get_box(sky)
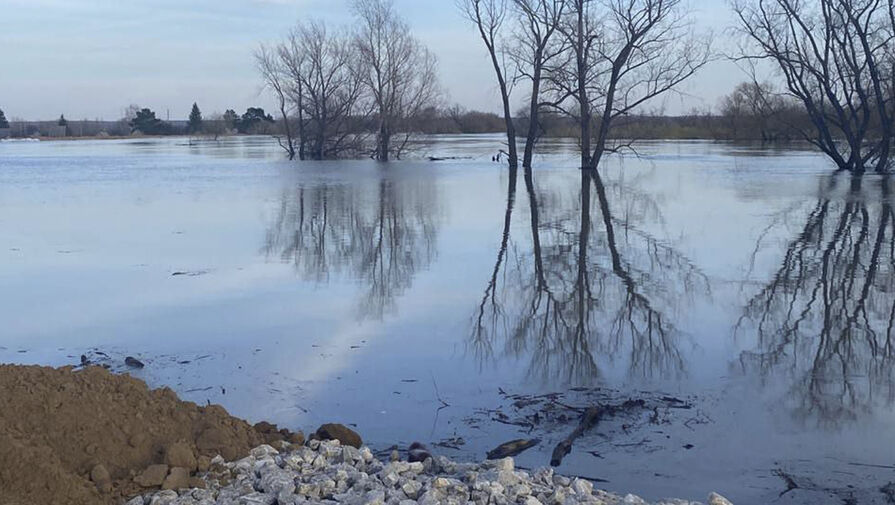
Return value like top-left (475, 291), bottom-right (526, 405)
top-left (0, 0), bottom-right (742, 121)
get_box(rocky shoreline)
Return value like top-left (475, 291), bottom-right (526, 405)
top-left (0, 364), bottom-right (734, 505)
top-left (124, 438), bottom-right (734, 505)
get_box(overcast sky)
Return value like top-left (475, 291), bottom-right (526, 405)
top-left (1, 0), bottom-right (742, 121)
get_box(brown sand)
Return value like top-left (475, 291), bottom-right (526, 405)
top-left (0, 364), bottom-right (298, 505)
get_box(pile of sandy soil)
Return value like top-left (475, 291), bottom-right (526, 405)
top-left (0, 364), bottom-right (301, 505)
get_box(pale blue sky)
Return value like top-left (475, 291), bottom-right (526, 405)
top-left (0, 0), bottom-right (740, 120)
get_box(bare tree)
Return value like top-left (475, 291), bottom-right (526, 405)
top-left (275, 21), bottom-right (370, 160)
top-left (460, 0), bottom-right (521, 168)
top-left (508, 0), bottom-right (568, 168)
top-left (203, 113), bottom-right (230, 141)
top-left (720, 80), bottom-right (793, 140)
top-left (256, 44), bottom-right (297, 160)
top-left (547, 0), bottom-right (711, 169)
top-left (733, 0), bottom-right (895, 173)
top-left (352, 0), bottom-right (442, 161)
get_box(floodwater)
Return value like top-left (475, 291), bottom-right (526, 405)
top-left (2, 135), bottom-right (894, 504)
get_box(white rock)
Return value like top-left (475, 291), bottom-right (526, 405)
top-left (237, 492), bottom-right (277, 505)
top-left (149, 490), bottom-right (178, 505)
top-left (493, 457), bottom-right (514, 471)
top-left (571, 478), bottom-right (593, 496)
top-left (122, 442), bottom-right (704, 505)
top-left (401, 480), bottom-right (422, 499)
top-left (708, 492), bottom-right (734, 505)
top-left (251, 444), bottom-right (279, 459)
top-left (381, 472), bottom-right (400, 487)
top-left (552, 475), bottom-right (571, 487)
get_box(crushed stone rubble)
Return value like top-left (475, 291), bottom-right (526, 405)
top-left (124, 439), bottom-right (734, 505)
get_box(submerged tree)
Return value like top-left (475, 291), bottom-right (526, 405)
top-left (460, 0), bottom-right (570, 169)
top-left (203, 112), bottom-right (229, 140)
top-left (0, 108), bottom-right (9, 129)
top-left (546, 0), bottom-right (711, 169)
top-left (262, 20), bottom-right (369, 160)
top-left (460, 0), bottom-right (521, 168)
top-left (352, 0), bottom-right (441, 161)
top-left (509, 0), bottom-right (568, 168)
top-left (733, 0), bottom-right (895, 173)
top-left (256, 45), bottom-right (297, 159)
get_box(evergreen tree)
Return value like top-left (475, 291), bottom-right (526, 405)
top-left (57, 114), bottom-right (68, 127)
top-left (0, 108), bottom-right (9, 129)
top-left (188, 102), bottom-right (203, 133)
top-left (237, 107), bottom-right (275, 134)
top-left (129, 108), bottom-right (173, 135)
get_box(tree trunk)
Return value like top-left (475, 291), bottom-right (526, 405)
top-left (279, 103), bottom-right (295, 161)
top-left (378, 123), bottom-right (391, 161)
top-left (522, 49), bottom-right (543, 169)
top-left (297, 81), bottom-right (306, 161)
top-left (575, 2), bottom-right (591, 169)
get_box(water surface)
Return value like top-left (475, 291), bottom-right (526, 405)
top-left (2, 136), bottom-right (894, 504)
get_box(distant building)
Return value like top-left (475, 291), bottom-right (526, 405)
top-left (0, 128), bottom-right (10, 139)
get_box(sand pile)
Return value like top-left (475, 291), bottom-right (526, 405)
top-left (0, 364), bottom-right (301, 505)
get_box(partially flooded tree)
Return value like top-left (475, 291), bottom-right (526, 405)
top-left (733, 0), bottom-right (895, 173)
top-left (203, 113), bottom-right (229, 141)
top-left (508, 0), bottom-right (568, 168)
top-left (460, 0), bottom-right (520, 168)
top-left (547, 0), bottom-right (711, 169)
top-left (352, 0), bottom-right (441, 161)
top-left (274, 21), bottom-right (369, 160)
top-left (256, 45), bottom-right (297, 159)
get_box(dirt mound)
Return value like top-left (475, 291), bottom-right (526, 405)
top-left (0, 364), bottom-right (296, 505)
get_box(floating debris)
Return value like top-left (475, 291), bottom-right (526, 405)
top-left (124, 356), bottom-right (145, 369)
top-left (487, 438), bottom-right (540, 459)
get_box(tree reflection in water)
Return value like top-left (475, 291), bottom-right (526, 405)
top-left (737, 175), bottom-right (895, 425)
top-left (473, 166), bottom-right (708, 384)
top-left (263, 174), bottom-right (439, 319)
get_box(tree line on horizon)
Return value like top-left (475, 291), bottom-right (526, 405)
top-left (0, 87), bottom-right (863, 145)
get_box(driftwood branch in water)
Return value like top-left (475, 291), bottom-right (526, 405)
top-left (550, 400), bottom-right (644, 467)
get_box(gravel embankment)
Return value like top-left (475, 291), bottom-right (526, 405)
top-left (126, 439), bottom-right (734, 505)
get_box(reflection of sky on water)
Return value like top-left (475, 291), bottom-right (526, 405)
top-left (2, 136), bottom-right (895, 504)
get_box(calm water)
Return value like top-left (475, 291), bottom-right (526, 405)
top-left (2, 136), bottom-right (894, 504)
